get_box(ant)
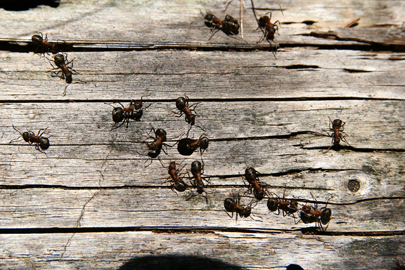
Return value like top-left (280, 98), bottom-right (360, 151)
top-left (244, 167), bottom-right (266, 200)
top-left (224, 194), bottom-right (252, 220)
top-left (166, 161), bottom-right (187, 192)
top-left (187, 160), bottom-right (210, 202)
top-left (31, 32), bottom-right (59, 55)
top-left (256, 12), bottom-right (280, 44)
top-left (299, 194), bottom-right (332, 231)
top-left (10, 125), bottom-right (50, 153)
top-left (146, 128), bottom-right (168, 155)
top-left (267, 191), bottom-right (299, 218)
top-left (325, 116), bottom-right (350, 153)
top-left (48, 53), bottom-right (78, 96)
top-left (177, 134), bottom-right (209, 156)
top-left (138, 127), bottom-right (171, 167)
top-left (110, 99), bottom-right (150, 130)
top-left (203, 12), bottom-right (239, 40)
top-left (174, 96), bottom-right (199, 126)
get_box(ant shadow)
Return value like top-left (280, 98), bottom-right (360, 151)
top-left (0, 0), bottom-right (59, 11)
top-left (118, 254), bottom-right (304, 270)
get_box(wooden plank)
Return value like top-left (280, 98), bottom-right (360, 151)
top-left (0, 187), bottom-right (403, 231)
top-left (0, 100), bottom-right (403, 187)
top-left (0, 232), bottom-right (403, 270)
top-left (0, 0), bottom-right (404, 46)
top-left (0, 0), bottom-right (404, 267)
top-left (0, 50), bottom-right (404, 100)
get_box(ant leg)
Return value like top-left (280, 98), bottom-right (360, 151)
top-left (225, 211), bottom-right (234, 219)
top-left (323, 143), bottom-right (334, 153)
top-left (185, 190), bottom-right (197, 201)
top-left (208, 29), bottom-right (220, 40)
top-left (111, 120), bottom-right (126, 131)
top-left (328, 116), bottom-right (333, 130)
top-left (37, 128), bottom-right (48, 137)
top-left (170, 186), bottom-right (180, 197)
top-left (11, 125), bottom-right (23, 136)
top-left (223, 0), bottom-right (233, 11)
top-left (144, 158), bottom-right (153, 168)
top-left (157, 156), bottom-right (165, 168)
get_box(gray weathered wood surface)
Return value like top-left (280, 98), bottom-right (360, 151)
top-left (0, 0), bottom-right (404, 269)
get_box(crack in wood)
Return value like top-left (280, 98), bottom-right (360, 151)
top-left (0, 226), bottom-right (403, 237)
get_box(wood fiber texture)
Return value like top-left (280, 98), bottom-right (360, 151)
top-left (0, 0), bottom-right (404, 269)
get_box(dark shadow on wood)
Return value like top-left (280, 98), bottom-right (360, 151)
top-left (118, 255), bottom-right (245, 270)
top-left (0, 0), bottom-right (59, 11)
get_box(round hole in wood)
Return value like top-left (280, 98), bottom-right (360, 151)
top-left (348, 179), bottom-right (360, 192)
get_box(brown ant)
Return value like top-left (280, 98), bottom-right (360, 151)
top-left (299, 194), bottom-right (332, 231)
top-left (174, 96), bottom-right (199, 126)
top-left (177, 134), bottom-right (209, 156)
top-left (48, 53), bottom-right (78, 96)
top-left (267, 191), bottom-right (299, 218)
top-left (137, 128), bottom-right (171, 167)
top-left (31, 32), bottom-right (59, 55)
top-left (224, 194), bottom-right (252, 220)
top-left (244, 167), bottom-right (267, 200)
top-left (325, 116), bottom-right (350, 153)
top-left (187, 160), bottom-right (210, 202)
top-left (110, 99), bottom-right (150, 130)
top-left (146, 128), bottom-right (168, 155)
top-left (10, 125), bottom-right (50, 153)
top-left (256, 12), bottom-right (280, 44)
top-left (166, 161), bottom-right (188, 192)
top-left (203, 12), bottom-right (239, 40)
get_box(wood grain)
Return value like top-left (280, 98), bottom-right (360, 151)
top-left (0, 0), bottom-right (404, 269)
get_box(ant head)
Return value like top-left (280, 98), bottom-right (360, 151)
top-left (191, 160), bottom-right (202, 173)
top-left (199, 135), bottom-right (209, 150)
top-left (54, 54), bottom-right (65, 65)
top-left (155, 128), bottom-right (167, 139)
top-left (31, 34), bottom-right (43, 44)
top-left (134, 100), bottom-right (142, 110)
top-left (333, 119), bottom-right (343, 127)
top-left (321, 208), bottom-right (332, 224)
top-left (267, 198), bottom-right (278, 212)
top-left (39, 137), bottom-right (50, 150)
top-left (245, 167), bottom-right (257, 181)
top-left (168, 161), bottom-right (176, 170)
top-left (258, 16), bottom-right (270, 27)
top-left (174, 181), bottom-right (187, 192)
top-left (22, 132), bottom-right (31, 142)
top-left (224, 198), bottom-right (235, 212)
top-left (204, 13), bottom-right (215, 27)
top-left (176, 97), bottom-right (187, 110)
top-left (112, 107), bottom-right (124, 123)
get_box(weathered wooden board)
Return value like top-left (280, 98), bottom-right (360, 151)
top-left (0, 100), bottom-right (403, 187)
top-left (0, 0), bottom-right (404, 268)
top-left (0, 187), bottom-right (403, 231)
top-left (0, 50), bottom-right (404, 100)
top-left (0, 232), bottom-right (404, 270)
top-left (0, 0), bottom-right (404, 47)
